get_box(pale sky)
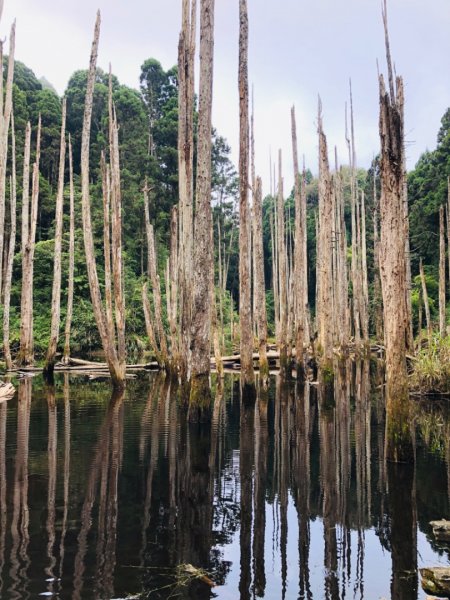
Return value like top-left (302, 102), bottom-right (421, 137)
top-left (2, 0), bottom-right (449, 192)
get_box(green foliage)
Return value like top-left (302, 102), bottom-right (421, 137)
top-left (411, 335), bottom-right (450, 394)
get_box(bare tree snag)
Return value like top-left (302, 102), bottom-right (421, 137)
top-left (291, 106), bottom-right (308, 375)
top-left (62, 137), bottom-right (75, 364)
top-left (167, 206), bottom-right (180, 371)
top-left (0, 21), bottom-right (15, 298)
top-left (3, 112), bottom-right (16, 369)
top-left (44, 99), bottom-right (67, 377)
top-left (18, 117), bottom-right (40, 367)
top-left (178, 0), bottom-right (197, 384)
top-left (80, 12), bottom-right (124, 389)
top-left (447, 178), bottom-right (450, 298)
top-left (379, 0), bottom-right (413, 463)
top-left (277, 150), bottom-right (288, 374)
top-left (238, 0), bottom-right (255, 396)
top-left (316, 100), bottom-right (334, 375)
top-left (143, 183), bottom-right (168, 368)
top-left (373, 169), bottom-right (384, 343)
top-left (253, 176), bottom-right (269, 383)
top-left (419, 258), bottom-right (432, 339)
top-left (439, 204), bottom-right (446, 337)
top-left (189, 0), bottom-right (215, 409)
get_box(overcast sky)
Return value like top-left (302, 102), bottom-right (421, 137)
top-left (2, 0), bottom-right (449, 192)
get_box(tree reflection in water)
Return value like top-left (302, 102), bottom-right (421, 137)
top-left (0, 369), bottom-right (448, 599)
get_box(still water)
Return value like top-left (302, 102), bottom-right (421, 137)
top-left (0, 363), bottom-right (449, 599)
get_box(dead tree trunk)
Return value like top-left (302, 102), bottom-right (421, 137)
top-left (18, 118), bottom-right (40, 367)
top-left (378, 0), bottom-right (413, 463)
top-left (80, 12), bottom-right (125, 389)
top-left (238, 0), bottom-right (255, 395)
top-left (253, 176), bottom-right (269, 383)
top-left (167, 206), bottom-right (180, 370)
top-left (3, 112), bottom-right (15, 370)
top-left (62, 137), bottom-right (75, 364)
top-left (189, 0), bottom-right (215, 408)
top-left (373, 170), bottom-right (384, 343)
top-left (178, 0), bottom-right (197, 384)
top-left (0, 22), bottom-right (15, 299)
top-left (439, 204), bottom-right (446, 337)
top-left (277, 150), bottom-right (288, 374)
top-left (44, 99), bottom-right (67, 378)
top-left (419, 259), bottom-right (432, 339)
top-left (291, 106), bottom-right (307, 376)
top-left (316, 100), bottom-right (334, 374)
top-left (143, 183), bottom-right (168, 368)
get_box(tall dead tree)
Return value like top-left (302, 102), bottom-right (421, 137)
top-left (189, 0), bottom-right (216, 408)
top-left (439, 205), bottom-right (446, 336)
top-left (62, 138), bottom-right (75, 363)
top-left (277, 150), bottom-right (288, 373)
top-left (253, 176), bottom-right (269, 382)
top-left (3, 113), bottom-right (16, 370)
top-left (0, 21), bottom-right (15, 298)
top-left (81, 13), bottom-right (126, 389)
top-left (18, 118), bottom-right (40, 367)
top-left (291, 106), bottom-right (308, 375)
top-left (316, 101), bottom-right (334, 373)
top-left (373, 169), bottom-right (384, 342)
top-left (238, 0), bottom-right (255, 393)
top-left (44, 99), bottom-right (67, 377)
top-left (178, 0), bottom-right (197, 383)
top-left (419, 259), bottom-right (432, 339)
top-left (143, 183), bottom-right (169, 368)
top-left (378, 0), bottom-right (413, 462)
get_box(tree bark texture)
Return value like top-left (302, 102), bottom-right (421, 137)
top-left (18, 118), bottom-right (40, 367)
top-left (80, 12), bottom-right (125, 389)
top-left (44, 98), bottom-right (67, 376)
top-left (178, 0), bottom-right (197, 383)
top-left (253, 176), bottom-right (269, 382)
top-left (3, 112), bottom-right (16, 369)
top-left (238, 0), bottom-right (255, 393)
top-left (277, 150), bottom-right (288, 374)
top-left (439, 204), bottom-right (446, 337)
top-left (291, 106), bottom-right (308, 375)
top-left (189, 0), bottom-right (215, 403)
top-left (316, 102), bottom-right (334, 370)
top-left (0, 22), bottom-right (15, 298)
top-left (63, 138), bottom-right (75, 363)
top-left (378, 4), bottom-right (413, 462)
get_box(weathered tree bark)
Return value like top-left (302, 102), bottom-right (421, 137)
top-left (253, 176), bottom-right (269, 383)
top-left (143, 183), bottom-right (168, 368)
top-left (3, 112), bottom-right (16, 370)
top-left (167, 206), bottom-right (180, 371)
top-left (373, 170), bottom-right (384, 343)
top-left (447, 178), bottom-right (450, 301)
top-left (360, 190), bottom-right (369, 342)
top-left (18, 117), bottom-right (40, 367)
top-left (379, 0), bottom-right (413, 462)
top-left (178, 0), bottom-right (197, 384)
top-left (80, 12), bottom-right (124, 389)
top-left (108, 80), bottom-right (127, 378)
top-left (291, 106), bottom-right (308, 376)
top-left (44, 99), bottom-right (67, 378)
top-left (0, 22), bottom-right (15, 298)
top-left (439, 204), bottom-right (446, 337)
top-left (316, 100), bottom-right (334, 375)
top-left (276, 150), bottom-right (288, 374)
top-left (419, 258), bottom-right (432, 339)
top-left (189, 0), bottom-right (215, 410)
top-left (238, 0), bottom-right (255, 396)
top-left (62, 138), bottom-right (75, 364)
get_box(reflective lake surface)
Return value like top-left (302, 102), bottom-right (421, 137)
top-left (0, 364), bottom-right (449, 599)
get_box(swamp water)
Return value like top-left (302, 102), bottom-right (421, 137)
top-left (0, 365), bottom-right (449, 599)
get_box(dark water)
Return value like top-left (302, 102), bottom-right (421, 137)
top-left (0, 364), bottom-right (449, 599)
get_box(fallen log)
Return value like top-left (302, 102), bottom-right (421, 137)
top-left (420, 567), bottom-right (450, 597)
